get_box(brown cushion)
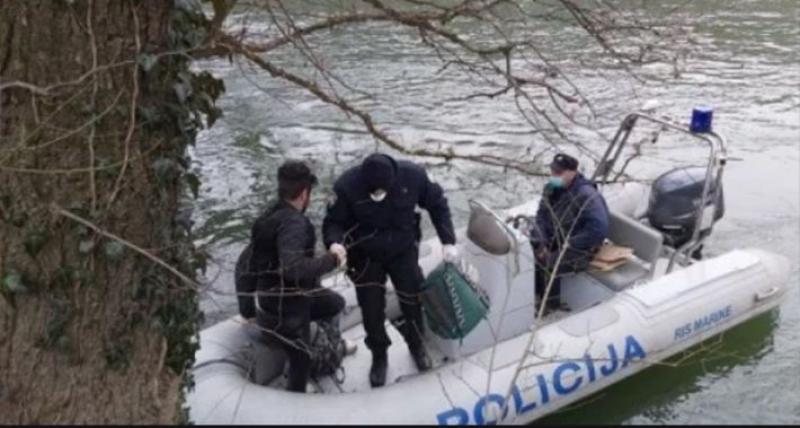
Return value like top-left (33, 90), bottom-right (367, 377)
top-left (593, 243), bottom-right (634, 263)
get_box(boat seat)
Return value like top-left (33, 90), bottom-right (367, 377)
top-left (590, 210), bottom-right (663, 291)
top-left (590, 260), bottom-right (651, 291)
top-left (466, 201), bottom-right (511, 255)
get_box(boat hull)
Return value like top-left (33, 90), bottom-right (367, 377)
top-left (187, 246), bottom-right (789, 425)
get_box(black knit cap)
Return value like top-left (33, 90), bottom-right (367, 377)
top-left (361, 153), bottom-right (396, 193)
top-left (277, 160), bottom-right (318, 187)
top-left (550, 153), bottom-right (579, 173)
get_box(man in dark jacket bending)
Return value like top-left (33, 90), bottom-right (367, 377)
top-left (235, 161), bottom-right (348, 393)
top-left (532, 153), bottom-right (609, 314)
top-left (323, 153), bottom-right (457, 387)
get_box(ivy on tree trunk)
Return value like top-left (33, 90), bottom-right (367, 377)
top-left (0, 0), bottom-right (222, 423)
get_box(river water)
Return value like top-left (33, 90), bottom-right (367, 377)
top-left (191, 1), bottom-right (799, 423)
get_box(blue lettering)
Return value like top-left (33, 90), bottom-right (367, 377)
top-left (584, 353), bottom-right (596, 383)
top-left (600, 344), bottom-right (618, 376)
top-left (674, 323), bottom-right (692, 340)
top-left (692, 305), bottom-right (733, 334)
top-left (536, 374), bottom-right (550, 404)
top-left (433, 334), bottom-right (649, 424)
top-left (512, 385), bottom-right (537, 414)
top-left (622, 335), bottom-right (647, 367)
top-left (693, 317), bottom-right (706, 331)
top-left (553, 362), bottom-right (583, 395)
top-left (437, 407), bottom-right (468, 425)
top-left (474, 394), bottom-right (508, 425)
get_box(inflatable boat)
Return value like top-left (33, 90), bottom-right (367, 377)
top-left (187, 112), bottom-right (791, 425)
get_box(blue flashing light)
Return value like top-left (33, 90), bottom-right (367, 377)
top-left (690, 106), bottom-right (713, 133)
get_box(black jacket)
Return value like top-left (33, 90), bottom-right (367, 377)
top-left (323, 157), bottom-right (455, 260)
top-left (534, 173), bottom-right (610, 265)
top-left (236, 200), bottom-right (337, 333)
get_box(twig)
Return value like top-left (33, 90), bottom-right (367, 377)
top-left (87, 0), bottom-right (99, 211)
top-left (221, 38), bottom-right (546, 176)
top-left (52, 204), bottom-right (200, 289)
top-left (106, 4), bottom-right (142, 208)
top-left (0, 137), bottom-right (162, 175)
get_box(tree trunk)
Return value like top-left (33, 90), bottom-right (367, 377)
top-left (0, 0), bottom-right (218, 423)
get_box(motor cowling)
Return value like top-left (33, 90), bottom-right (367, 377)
top-left (647, 166), bottom-right (724, 248)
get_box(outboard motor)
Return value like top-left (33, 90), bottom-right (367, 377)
top-left (647, 166), bottom-right (724, 252)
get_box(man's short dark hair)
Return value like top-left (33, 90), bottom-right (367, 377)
top-left (278, 161), bottom-right (318, 200)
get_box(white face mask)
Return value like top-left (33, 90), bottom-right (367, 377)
top-left (369, 189), bottom-right (387, 202)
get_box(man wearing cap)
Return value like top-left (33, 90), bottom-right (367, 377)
top-left (532, 153), bottom-right (609, 314)
top-left (323, 153), bottom-right (457, 387)
top-left (235, 160), bottom-right (349, 393)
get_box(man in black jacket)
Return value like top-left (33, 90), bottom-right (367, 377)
top-left (323, 153), bottom-right (457, 387)
top-left (532, 153), bottom-right (609, 314)
top-left (235, 161), bottom-right (348, 393)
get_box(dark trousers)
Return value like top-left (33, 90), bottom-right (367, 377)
top-left (347, 246), bottom-right (425, 354)
top-left (534, 260), bottom-right (573, 307)
top-left (259, 287), bottom-right (344, 392)
top-left (534, 246), bottom-right (593, 308)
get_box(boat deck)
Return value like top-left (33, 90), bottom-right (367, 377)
top-left (268, 319), bottom-right (448, 393)
top-left (267, 310), bottom-right (571, 394)
top-left (267, 256), bottom-right (679, 394)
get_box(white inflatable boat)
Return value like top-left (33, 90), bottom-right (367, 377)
top-left (187, 113), bottom-right (791, 425)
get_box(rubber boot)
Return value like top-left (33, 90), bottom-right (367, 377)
top-left (410, 344), bottom-right (432, 372)
top-left (369, 350), bottom-right (388, 388)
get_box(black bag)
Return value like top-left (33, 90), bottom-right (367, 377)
top-left (308, 319), bottom-right (346, 383)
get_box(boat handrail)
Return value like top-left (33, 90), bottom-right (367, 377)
top-left (590, 112), bottom-right (728, 273)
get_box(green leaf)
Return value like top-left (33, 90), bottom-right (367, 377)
top-left (24, 229), bottom-right (50, 257)
top-left (193, 249), bottom-right (208, 275)
top-left (2, 271), bottom-right (28, 294)
top-left (56, 335), bottom-right (71, 351)
top-left (138, 53), bottom-right (158, 73)
top-left (173, 81), bottom-right (190, 103)
top-left (79, 239), bottom-right (95, 254)
top-left (206, 106), bottom-right (222, 128)
top-left (7, 211), bottom-right (27, 228)
top-left (103, 241), bottom-right (125, 260)
top-left (174, 0), bottom-right (202, 13)
top-left (75, 224), bottom-right (90, 237)
top-left (152, 157), bottom-right (177, 172)
top-left (185, 172), bottom-right (201, 199)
